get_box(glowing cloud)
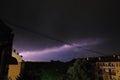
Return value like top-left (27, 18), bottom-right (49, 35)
top-left (20, 39), bottom-right (102, 61)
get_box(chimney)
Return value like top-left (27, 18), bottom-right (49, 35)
top-left (13, 49), bottom-right (16, 53)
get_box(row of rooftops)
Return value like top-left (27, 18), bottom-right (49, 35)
top-left (81, 55), bottom-right (120, 62)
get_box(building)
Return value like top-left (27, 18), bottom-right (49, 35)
top-left (95, 55), bottom-right (120, 80)
top-left (8, 50), bottom-right (23, 80)
top-left (82, 55), bottom-right (120, 80)
top-left (0, 20), bottom-right (14, 80)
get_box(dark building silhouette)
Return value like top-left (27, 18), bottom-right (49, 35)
top-left (0, 20), bottom-right (14, 80)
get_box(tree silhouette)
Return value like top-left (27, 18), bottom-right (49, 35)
top-left (67, 59), bottom-right (95, 80)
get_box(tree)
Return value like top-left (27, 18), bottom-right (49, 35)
top-left (67, 59), bottom-right (95, 80)
top-left (16, 69), bottom-right (42, 80)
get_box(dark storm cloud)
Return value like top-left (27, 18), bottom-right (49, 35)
top-left (0, 0), bottom-right (120, 61)
top-left (1, 0), bottom-right (119, 35)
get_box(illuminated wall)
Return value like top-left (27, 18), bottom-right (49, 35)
top-left (96, 56), bottom-right (120, 80)
top-left (8, 51), bottom-right (23, 80)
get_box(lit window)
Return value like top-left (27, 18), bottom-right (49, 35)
top-left (118, 56), bottom-right (120, 59)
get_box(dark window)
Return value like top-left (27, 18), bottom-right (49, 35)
top-left (116, 63), bottom-right (118, 67)
top-left (118, 76), bottom-right (120, 80)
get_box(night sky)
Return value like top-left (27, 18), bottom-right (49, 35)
top-left (0, 0), bottom-right (120, 62)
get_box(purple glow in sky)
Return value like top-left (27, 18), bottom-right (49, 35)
top-left (20, 39), bottom-right (102, 61)
top-left (1, 0), bottom-right (119, 62)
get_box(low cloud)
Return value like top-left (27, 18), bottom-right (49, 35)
top-left (20, 38), bottom-right (102, 61)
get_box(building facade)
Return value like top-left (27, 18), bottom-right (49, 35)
top-left (0, 20), bottom-right (14, 80)
top-left (95, 55), bottom-right (120, 80)
top-left (8, 50), bottom-right (23, 80)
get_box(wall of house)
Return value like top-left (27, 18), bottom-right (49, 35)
top-left (8, 52), bottom-right (23, 80)
top-left (96, 62), bottom-right (120, 80)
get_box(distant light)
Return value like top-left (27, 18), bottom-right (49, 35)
top-left (99, 57), bottom-right (101, 60)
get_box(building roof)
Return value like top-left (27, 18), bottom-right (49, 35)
top-left (12, 51), bottom-right (23, 63)
top-left (0, 19), bottom-right (13, 46)
top-left (83, 55), bottom-right (120, 62)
